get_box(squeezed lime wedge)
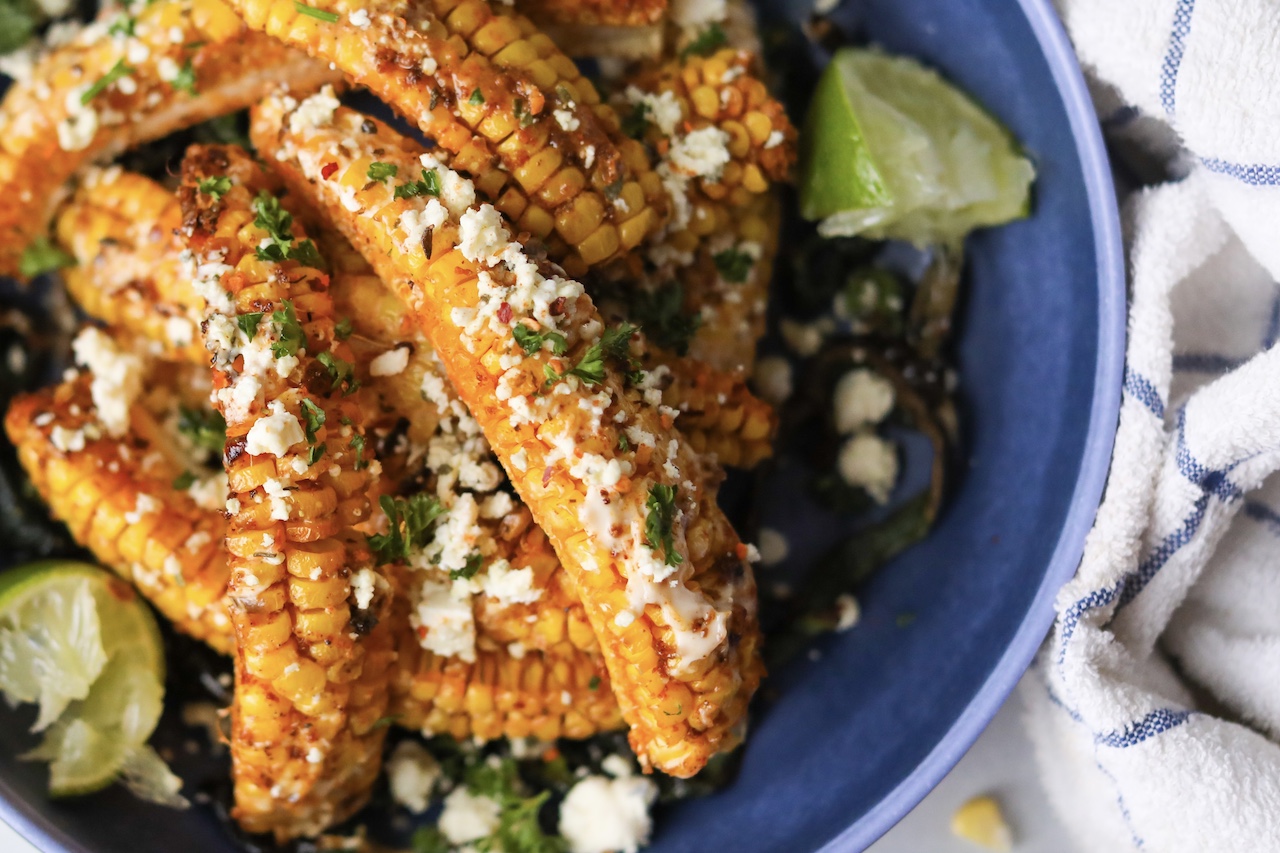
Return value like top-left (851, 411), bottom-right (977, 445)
top-left (800, 48), bottom-right (1035, 245)
top-left (0, 561), bottom-right (179, 802)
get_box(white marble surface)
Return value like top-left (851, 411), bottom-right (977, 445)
top-left (0, 681), bottom-right (1064, 853)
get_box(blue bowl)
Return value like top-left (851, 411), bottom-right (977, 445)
top-left (0, 0), bottom-right (1123, 850)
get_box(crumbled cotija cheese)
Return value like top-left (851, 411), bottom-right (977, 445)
top-left (245, 400), bottom-right (305, 457)
top-left (481, 559), bottom-right (543, 607)
top-left (386, 740), bottom-right (440, 813)
top-left (558, 758), bottom-right (658, 853)
top-left (757, 528), bottom-right (788, 566)
top-left (411, 578), bottom-right (477, 662)
top-left (71, 327), bottom-right (143, 436)
top-left (623, 87), bottom-right (683, 137)
top-left (668, 126), bottom-right (732, 180)
top-left (350, 568), bottom-right (378, 610)
top-left (439, 788), bottom-right (500, 844)
top-left (837, 433), bottom-right (899, 504)
top-left (369, 345), bottom-right (410, 377)
top-left (833, 369), bottom-right (895, 434)
top-left (288, 85), bottom-right (340, 133)
top-left (754, 356), bottom-right (793, 405)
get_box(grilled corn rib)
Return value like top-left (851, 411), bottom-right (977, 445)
top-left (5, 369), bottom-right (234, 653)
top-left (224, 0), bottom-right (664, 271)
top-left (178, 144), bottom-right (394, 839)
top-left (54, 168), bottom-right (208, 365)
top-left (611, 46), bottom-right (797, 378)
top-left (254, 94), bottom-right (763, 778)
top-left (0, 0), bottom-right (340, 278)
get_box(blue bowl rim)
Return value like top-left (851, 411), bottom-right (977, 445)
top-left (817, 0), bottom-right (1126, 849)
top-left (0, 1), bottom-right (1125, 851)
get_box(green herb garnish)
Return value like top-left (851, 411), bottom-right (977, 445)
top-left (80, 60), bottom-right (133, 105)
top-left (333, 316), bottom-right (353, 340)
top-left (269, 300), bottom-right (306, 358)
top-left (108, 15), bottom-right (136, 37)
top-left (197, 175), bottom-right (232, 201)
top-left (627, 281), bottom-right (700, 356)
top-left (252, 190), bottom-right (323, 267)
top-left (299, 398), bottom-right (325, 443)
top-left (306, 443), bottom-right (326, 465)
top-left (411, 827), bottom-right (451, 853)
top-left (316, 350), bottom-right (358, 395)
top-left (393, 168), bottom-right (442, 200)
top-left (177, 406), bottom-right (226, 454)
top-left (681, 23), bottom-right (726, 58)
top-left (367, 161), bottom-right (398, 182)
top-left (450, 552), bottom-right (483, 581)
top-left (350, 433), bottom-right (367, 469)
top-left (644, 483), bottom-right (683, 567)
top-left (713, 247), bottom-right (755, 283)
top-left (512, 324), bottom-right (567, 357)
top-left (368, 493), bottom-right (446, 563)
top-left (545, 324), bottom-right (636, 387)
top-left (172, 471), bottom-right (197, 490)
top-left (468, 87), bottom-right (485, 105)
top-left (464, 758), bottom-right (567, 853)
top-left (19, 237), bottom-right (73, 279)
top-left (171, 59), bottom-right (197, 95)
top-left (294, 1), bottom-right (339, 22)
top-left (236, 311), bottom-right (263, 340)
top-left (621, 101), bottom-right (650, 140)
top-left (588, 675), bottom-right (600, 690)
top-left (513, 97), bottom-right (537, 128)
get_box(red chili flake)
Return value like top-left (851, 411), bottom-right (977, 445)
top-left (320, 161), bottom-right (339, 180)
top-left (497, 302), bottom-right (512, 324)
top-left (549, 296), bottom-right (567, 316)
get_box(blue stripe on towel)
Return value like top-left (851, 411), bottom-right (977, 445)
top-left (1160, 0), bottom-right (1197, 116)
top-left (1124, 367), bottom-right (1165, 418)
top-left (1096, 708), bottom-right (1193, 748)
top-left (1201, 157), bottom-right (1280, 186)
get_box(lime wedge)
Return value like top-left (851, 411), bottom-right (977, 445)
top-left (0, 561), bottom-right (178, 801)
top-left (800, 48), bottom-right (1035, 245)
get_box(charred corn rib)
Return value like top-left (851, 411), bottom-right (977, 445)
top-left (225, 0), bottom-right (664, 271)
top-left (178, 145), bottom-right (394, 840)
top-left (256, 95), bottom-right (763, 778)
top-left (5, 364), bottom-right (234, 652)
top-left (0, 0), bottom-right (339, 278)
top-left (54, 168), bottom-right (207, 365)
top-left (612, 47), bottom-right (797, 377)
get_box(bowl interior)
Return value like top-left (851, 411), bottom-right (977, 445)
top-left (0, 0), bottom-right (1122, 850)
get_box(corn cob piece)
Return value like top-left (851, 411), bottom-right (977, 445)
top-left (178, 144), bottom-right (395, 839)
top-left (255, 94), bottom-right (763, 778)
top-left (5, 363), bottom-right (234, 653)
top-left (517, 0), bottom-right (666, 27)
top-left (54, 168), bottom-right (208, 364)
top-left (610, 47), bottom-right (797, 377)
top-left (225, 0), bottom-right (664, 272)
top-left (0, 0), bottom-right (340, 278)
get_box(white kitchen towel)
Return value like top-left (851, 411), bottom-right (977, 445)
top-left (1019, 2), bottom-right (1280, 850)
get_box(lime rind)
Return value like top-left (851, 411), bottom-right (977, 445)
top-left (0, 561), bottom-right (175, 801)
top-left (800, 47), bottom-right (1035, 245)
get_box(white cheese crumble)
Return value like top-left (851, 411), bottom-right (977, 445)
top-left (124, 493), bottom-right (160, 524)
top-left (350, 568), bottom-right (378, 610)
top-left (780, 316), bottom-right (834, 357)
top-left (757, 528), bottom-right (788, 566)
top-left (623, 88), bottom-right (682, 137)
top-left (558, 759), bottom-right (658, 853)
top-left (833, 369), bottom-right (895, 434)
top-left (411, 577), bottom-right (477, 662)
top-left (553, 108), bottom-right (580, 132)
top-left (244, 401), bottom-right (305, 457)
top-left (481, 560), bottom-right (543, 607)
top-left (365, 345), bottom-right (411, 379)
top-left (57, 84), bottom-right (98, 151)
top-left (765, 129), bottom-right (786, 149)
top-left (49, 425), bottom-right (86, 453)
top-left (288, 86), bottom-right (340, 134)
top-left (386, 740), bottom-right (440, 813)
top-left (668, 127), bottom-right (732, 180)
top-left (835, 593), bottom-right (861, 631)
top-left (753, 356), bottom-right (792, 405)
top-left (306, 747), bottom-right (323, 764)
top-left (348, 8), bottom-right (371, 27)
top-left (439, 789), bottom-right (501, 844)
top-left (262, 478), bottom-right (292, 521)
top-left (72, 327), bottom-right (143, 437)
top-left (837, 433), bottom-right (899, 504)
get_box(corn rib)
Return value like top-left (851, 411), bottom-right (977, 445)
top-left (178, 144), bottom-right (394, 839)
top-left (5, 371), bottom-right (234, 653)
top-left (0, 0), bottom-right (340, 278)
top-left (254, 95), bottom-right (763, 778)
top-left (224, 0), bottom-right (664, 271)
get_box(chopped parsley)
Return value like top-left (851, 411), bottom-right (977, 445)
top-left (80, 60), bottom-right (134, 105)
top-left (512, 324), bottom-right (567, 357)
top-left (545, 324), bottom-right (636, 387)
top-left (171, 59), bottom-right (197, 95)
top-left (368, 493), bottom-right (446, 563)
top-left (513, 97), bottom-right (537, 128)
top-left (627, 281), bottom-right (700, 356)
top-left (236, 311), bottom-right (263, 339)
top-left (644, 483), bottom-right (683, 567)
top-left (621, 101), bottom-right (650, 139)
top-left (252, 190), bottom-right (323, 267)
top-left (468, 87), bottom-right (485, 105)
top-left (108, 14), bottom-right (136, 37)
top-left (367, 161), bottom-right (398, 182)
top-left (334, 316), bottom-right (354, 340)
top-left (713, 247), bottom-right (755, 283)
top-left (393, 168), bottom-right (442, 200)
top-left (588, 675), bottom-right (600, 690)
top-left (197, 175), bottom-right (232, 201)
top-left (293, 1), bottom-right (339, 22)
top-left (464, 758), bottom-right (567, 853)
top-left (317, 350), bottom-right (358, 395)
top-left (411, 828), bottom-right (451, 853)
top-left (172, 471), bottom-right (197, 490)
top-left (617, 433), bottom-right (629, 452)
top-left (349, 433), bottom-right (367, 469)
top-left (269, 300), bottom-right (306, 358)
top-left (299, 398), bottom-right (325, 443)
top-left (177, 406), bottom-right (227, 455)
top-left (306, 443), bottom-right (326, 465)
top-left (450, 552), bottom-right (483, 581)
top-left (681, 23), bottom-right (727, 59)
top-left (18, 237), bottom-right (73, 279)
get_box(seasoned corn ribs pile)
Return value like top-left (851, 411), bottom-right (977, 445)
top-left (253, 89), bottom-right (764, 778)
top-left (0, 0), bottom-right (800, 842)
top-left (0, 0), bottom-right (339, 278)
